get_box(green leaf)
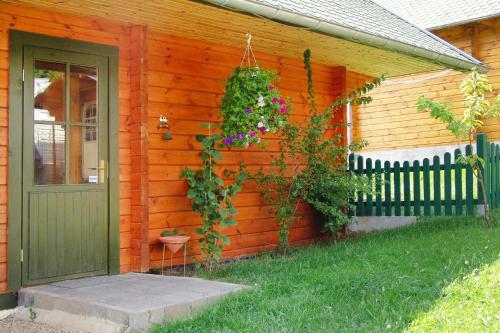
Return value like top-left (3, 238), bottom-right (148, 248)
top-left (220, 235), bottom-right (230, 244)
top-left (211, 150), bottom-right (222, 160)
top-left (225, 218), bottom-right (237, 226)
top-left (215, 177), bottom-right (224, 186)
top-left (195, 135), bottom-right (206, 142)
top-left (187, 189), bottom-right (198, 199)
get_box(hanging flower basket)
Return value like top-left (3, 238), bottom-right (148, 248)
top-left (219, 33), bottom-right (290, 148)
top-left (220, 67), bottom-right (290, 148)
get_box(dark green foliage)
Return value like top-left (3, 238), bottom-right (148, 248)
top-left (254, 122), bottom-right (300, 250)
top-left (220, 67), bottom-right (290, 148)
top-left (255, 50), bottom-right (383, 244)
top-left (180, 128), bottom-right (248, 269)
top-left (292, 50), bottom-right (382, 234)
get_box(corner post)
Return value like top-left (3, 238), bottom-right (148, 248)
top-left (129, 25), bottom-right (150, 272)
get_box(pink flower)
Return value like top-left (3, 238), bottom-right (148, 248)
top-left (272, 97), bottom-right (278, 104)
top-left (249, 131), bottom-right (256, 137)
top-left (280, 104), bottom-right (287, 114)
top-left (279, 97), bottom-right (285, 105)
top-left (260, 127), bottom-right (266, 133)
top-left (248, 142), bottom-right (253, 148)
top-left (268, 84), bottom-right (274, 90)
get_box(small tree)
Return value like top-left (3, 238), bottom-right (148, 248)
top-left (417, 68), bottom-right (500, 227)
top-left (181, 124), bottom-right (247, 269)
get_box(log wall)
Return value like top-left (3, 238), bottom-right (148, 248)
top-left (355, 18), bottom-right (500, 151)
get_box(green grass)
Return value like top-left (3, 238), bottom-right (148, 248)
top-left (152, 213), bottom-right (500, 333)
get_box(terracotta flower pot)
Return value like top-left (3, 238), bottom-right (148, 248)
top-left (159, 235), bottom-right (190, 253)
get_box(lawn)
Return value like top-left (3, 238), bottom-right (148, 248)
top-left (152, 213), bottom-right (500, 333)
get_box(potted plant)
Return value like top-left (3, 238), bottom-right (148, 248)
top-left (220, 66), bottom-right (291, 148)
top-left (159, 229), bottom-right (190, 254)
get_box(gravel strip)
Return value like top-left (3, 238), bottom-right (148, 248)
top-left (0, 313), bottom-right (86, 333)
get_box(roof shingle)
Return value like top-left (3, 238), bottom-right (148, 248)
top-left (249, 0), bottom-right (479, 64)
top-left (374, 0), bottom-right (500, 30)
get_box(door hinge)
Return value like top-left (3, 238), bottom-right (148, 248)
top-left (22, 69), bottom-right (25, 82)
top-left (20, 249), bottom-right (24, 262)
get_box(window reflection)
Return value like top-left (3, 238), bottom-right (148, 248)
top-left (70, 65), bottom-right (97, 123)
top-left (34, 61), bottom-right (65, 122)
top-left (34, 124), bottom-right (66, 185)
top-left (70, 126), bottom-right (98, 184)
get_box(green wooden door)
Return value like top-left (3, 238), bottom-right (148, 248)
top-left (22, 46), bottom-right (109, 285)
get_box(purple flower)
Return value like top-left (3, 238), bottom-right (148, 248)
top-left (268, 84), bottom-right (274, 90)
top-left (239, 134), bottom-right (246, 139)
top-left (249, 131), bottom-right (256, 138)
top-left (272, 97), bottom-right (278, 104)
top-left (245, 106), bottom-right (253, 114)
top-left (223, 137), bottom-right (233, 145)
top-left (280, 97), bottom-right (285, 105)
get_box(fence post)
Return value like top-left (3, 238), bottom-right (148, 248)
top-left (366, 158), bottom-right (373, 216)
top-left (349, 154), bottom-right (355, 217)
top-left (403, 161), bottom-right (411, 216)
top-left (394, 162), bottom-right (401, 216)
top-left (444, 152), bottom-right (452, 216)
top-left (423, 158), bottom-right (431, 216)
top-left (490, 143), bottom-right (496, 209)
top-left (465, 145), bottom-right (474, 215)
top-left (433, 155), bottom-right (441, 216)
top-left (495, 144), bottom-right (500, 206)
top-left (454, 148), bottom-right (463, 216)
top-left (413, 160), bottom-right (421, 216)
top-left (476, 133), bottom-right (489, 209)
top-left (384, 161), bottom-right (392, 216)
top-left (356, 155), bottom-right (364, 216)
top-left (375, 160), bottom-right (382, 216)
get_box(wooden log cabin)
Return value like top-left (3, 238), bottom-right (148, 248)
top-left (0, 0), bottom-right (486, 305)
top-left (356, 0), bottom-right (500, 162)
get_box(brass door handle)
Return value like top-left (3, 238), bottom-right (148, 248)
top-left (98, 160), bottom-right (107, 183)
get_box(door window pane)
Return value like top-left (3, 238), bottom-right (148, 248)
top-left (34, 124), bottom-right (66, 185)
top-left (70, 65), bottom-right (97, 123)
top-left (34, 61), bottom-right (65, 122)
top-left (69, 126), bottom-right (98, 184)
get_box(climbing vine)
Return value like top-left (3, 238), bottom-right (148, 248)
top-left (180, 124), bottom-right (248, 269)
top-left (256, 49), bottom-right (383, 246)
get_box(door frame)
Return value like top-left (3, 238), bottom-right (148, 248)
top-left (8, 30), bottom-right (120, 291)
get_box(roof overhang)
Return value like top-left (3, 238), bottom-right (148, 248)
top-left (204, 0), bottom-right (488, 74)
top-left (2, 0), bottom-right (488, 76)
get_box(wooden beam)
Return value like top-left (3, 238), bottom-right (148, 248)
top-left (129, 25), bottom-right (150, 272)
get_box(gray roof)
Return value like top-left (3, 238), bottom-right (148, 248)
top-left (205, 0), bottom-right (487, 72)
top-left (374, 0), bottom-right (500, 30)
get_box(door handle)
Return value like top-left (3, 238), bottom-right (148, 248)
top-left (98, 160), bottom-right (107, 183)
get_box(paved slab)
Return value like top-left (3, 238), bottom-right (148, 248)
top-left (15, 273), bottom-right (247, 333)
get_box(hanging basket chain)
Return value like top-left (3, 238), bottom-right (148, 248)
top-left (240, 32), bottom-right (259, 69)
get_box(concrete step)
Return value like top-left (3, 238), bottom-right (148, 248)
top-left (16, 273), bottom-right (247, 333)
